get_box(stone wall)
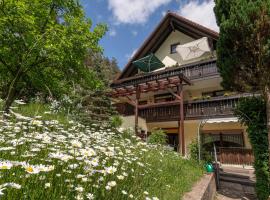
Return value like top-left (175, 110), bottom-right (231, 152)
top-left (183, 173), bottom-right (216, 200)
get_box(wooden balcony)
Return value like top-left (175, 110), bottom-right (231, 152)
top-left (177, 59), bottom-right (218, 80)
top-left (114, 94), bottom-right (255, 122)
top-left (111, 59), bottom-right (218, 90)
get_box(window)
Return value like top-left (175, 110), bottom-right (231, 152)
top-left (202, 90), bottom-right (225, 97)
top-left (170, 42), bottom-right (180, 54)
top-left (154, 93), bottom-right (174, 103)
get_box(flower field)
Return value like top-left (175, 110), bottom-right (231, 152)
top-left (0, 103), bottom-right (204, 200)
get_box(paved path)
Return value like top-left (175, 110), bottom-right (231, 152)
top-left (216, 181), bottom-right (257, 200)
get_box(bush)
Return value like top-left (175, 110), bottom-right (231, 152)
top-left (148, 129), bottom-right (167, 145)
top-left (235, 97), bottom-right (270, 200)
top-left (188, 140), bottom-right (212, 163)
top-left (110, 115), bottom-right (123, 129)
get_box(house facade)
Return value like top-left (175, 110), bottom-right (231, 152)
top-left (111, 12), bottom-right (253, 164)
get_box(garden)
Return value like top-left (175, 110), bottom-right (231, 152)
top-left (0, 100), bottom-right (204, 200)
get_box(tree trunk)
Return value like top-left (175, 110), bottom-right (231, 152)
top-left (265, 87), bottom-right (270, 169)
top-left (2, 69), bottom-right (22, 113)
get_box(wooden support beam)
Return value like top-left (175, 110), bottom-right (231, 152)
top-left (138, 100), bottom-right (180, 109)
top-left (125, 96), bottom-right (136, 107)
top-left (135, 87), bottom-right (140, 135)
top-left (178, 83), bottom-right (185, 155)
top-left (167, 88), bottom-right (182, 100)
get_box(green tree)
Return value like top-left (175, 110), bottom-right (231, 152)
top-left (235, 97), bottom-right (269, 200)
top-left (214, 0), bottom-right (270, 168)
top-left (0, 0), bottom-right (107, 112)
top-left (85, 51), bottom-right (120, 85)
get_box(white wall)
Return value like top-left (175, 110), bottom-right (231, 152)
top-left (155, 30), bottom-right (214, 67)
top-left (120, 116), bottom-right (148, 132)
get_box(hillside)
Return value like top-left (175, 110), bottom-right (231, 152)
top-left (0, 102), bottom-right (204, 200)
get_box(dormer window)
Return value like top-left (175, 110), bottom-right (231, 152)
top-left (170, 42), bottom-right (180, 54)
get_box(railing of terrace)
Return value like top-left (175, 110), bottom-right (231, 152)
top-left (179, 59), bottom-right (218, 80)
top-left (139, 94), bottom-right (254, 122)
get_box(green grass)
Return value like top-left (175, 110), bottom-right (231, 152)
top-left (0, 102), bottom-right (204, 200)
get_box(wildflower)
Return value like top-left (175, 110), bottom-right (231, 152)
top-left (117, 175), bottom-right (124, 180)
top-left (105, 185), bottom-right (111, 190)
top-left (71, 140), bottom-right (82, 148)
top-left (2, 182), bottom-right (21, 189)
top-left (107, 181), bottom-right (116, 187)
top-left (129, 194), bottom-right (134, 198)
top-left (121, 190), bottom-right (127, 195)
top-left (32, 120), bottom-right (42, 126)
top-left (45, 183), bottom-right (51, 188)
top-left (0, 188), bottom-right (5, 196)
top-left (23, 165), bottom-right (40, 174)
top-left (86, 193), bottom-right (94, 200)
top-left (105, 166), bottom-right (117, 174)
top-left (0, 161), bottom-right (13, 170)
top-left (144, 191), bottom-right (149, 195)
top-left (75, 186), bottom-right (84, 192)
top-left (152, 197), bottom-right (159, 200)
top-left (76, 194), bottom-right (84, 200)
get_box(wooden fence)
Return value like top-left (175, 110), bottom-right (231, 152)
top-left (218, 148), bottom-right (254, 165)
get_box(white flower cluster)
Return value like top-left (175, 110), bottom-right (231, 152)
top-left (0, 111), bottom-right (166, 200)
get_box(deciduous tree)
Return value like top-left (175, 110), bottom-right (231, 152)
top-left (0, 0), bottom-right (107, 112)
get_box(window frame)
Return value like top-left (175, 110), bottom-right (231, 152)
top-left (170, 42), bottom-right (180, 54)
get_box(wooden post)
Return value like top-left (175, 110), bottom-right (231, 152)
top-left (135, 87), bottom-right (140, 135)
top-left (178, 84), bottom-right (185, 155)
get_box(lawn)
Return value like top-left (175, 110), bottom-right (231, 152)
top-left (0, 102), bottom-right (204, 200)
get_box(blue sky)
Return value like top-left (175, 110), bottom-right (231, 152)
top-left (81, 0), bottom-right (218, 69)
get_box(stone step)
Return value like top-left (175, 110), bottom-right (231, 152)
top-left (219, 175), bottom-right (256, 187)
top-left (219, 171), bottom-right (251, 179)
top-left (220, 166), bottom-right (254, 175)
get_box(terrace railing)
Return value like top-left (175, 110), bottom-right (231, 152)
top-left (111, 59), bottom-right (219, 89)
top-left (139, 94), bottom-right (254, 122)
top-left (178, 59), bottom-right (218, 80)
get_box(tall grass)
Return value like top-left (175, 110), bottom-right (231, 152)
top-left (0, 103), bottom-right (204, 200)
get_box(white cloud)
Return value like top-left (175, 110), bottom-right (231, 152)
top-left (125, 49), bottom-right (138, 60)
top-left (109, 29), bottom-right (117, 37)
top-left (131, 30), bottom-right (138, 36)
top-left (179, 0), bottom-right (219, 32)
top-left (108, 0), bottom-right (172, 24)
top-left (161, 11), bottom-right (167, 17)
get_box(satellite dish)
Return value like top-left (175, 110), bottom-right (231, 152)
top-left (176, 37), bottom-right (211, 61)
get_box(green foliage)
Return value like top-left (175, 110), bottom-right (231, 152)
top-left (0, 105), bottom-right (204, 200)
top-left (148, 129), bottom-right (167, 145)
top-left (0, 0), bottom-right (107, 111)
top-left (72, 89), bottom-right (117, 125)
top-left (110, 115), bottom-right (123, 129)
top-left (188, 140), bottom-right (212, 163)
top-left (235, 97), bottom-right (270, 200)
top-left (85, 51), bottom-right (120, 85)
top-left (214, 0), bottom-right (270, 92)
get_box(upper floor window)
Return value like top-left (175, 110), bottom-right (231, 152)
top-left (170, 42), bottom-right (180, 54)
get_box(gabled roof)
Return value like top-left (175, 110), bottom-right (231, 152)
top-left (117, 12), bottom-right (219, 80)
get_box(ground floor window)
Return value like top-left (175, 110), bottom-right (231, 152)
top-left (201, 131), bottom-right (244, 152)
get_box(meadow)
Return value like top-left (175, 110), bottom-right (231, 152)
top-left (0, 101), bottom-right (204, 200)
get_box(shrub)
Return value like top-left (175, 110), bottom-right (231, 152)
top-left (188, 140), bottom-right (212, 163)
top-left (110, 115), bottom-right (123, 129)
top-left (148, 129), bottom-right (167, 145)
top-left (235, 97), bottom-right (270, 200)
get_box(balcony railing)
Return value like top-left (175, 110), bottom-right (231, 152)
top-left (111, 59), bottom-right (218, 89)
top-left (115, 94), bottom-right (256, 122)
top-left (140, 94), bottom-right (255, 122)
top-left (178, 59), bottom-right (218, 80)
